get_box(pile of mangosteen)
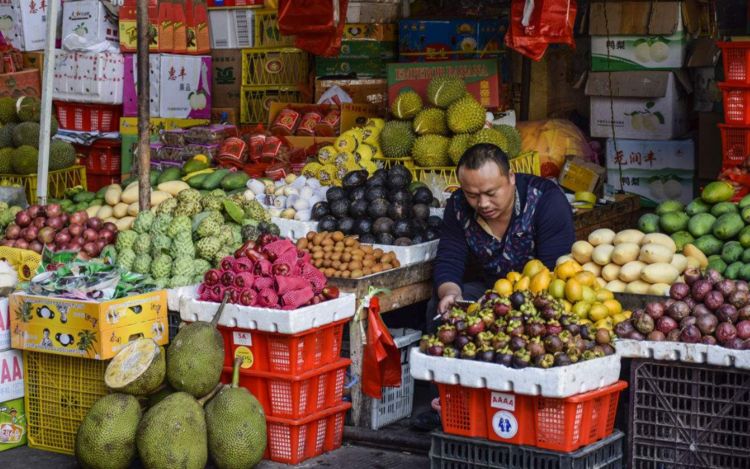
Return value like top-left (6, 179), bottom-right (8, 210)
top-left (616, 267), bottom-right (750, 349)
top-left (311, 165), bottom-right (442, 246)
top-left (420, 290), bottom-right (616, 368)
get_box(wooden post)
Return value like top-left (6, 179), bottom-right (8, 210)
top-left (136, 0), bottom-right (151, 211)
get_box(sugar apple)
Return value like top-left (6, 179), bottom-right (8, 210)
top-left (133, 211), bottom-right (155, 234)
top-left (116, 248), bottom-right (136, 271)
top-left (172, 256), bottom-right (194, 278)
top-left (133, 233), bottom-right (152, 255)
top-left (132, 254), bottom-right (152, 275)
top-left (167, 215), bottom-right (192, 239)
top-left (196, 237), bottom-right (221, 260)
top-left (150, 254), bottom-right (172, 279)
top-left (116, 230), bottom-right (138, 252)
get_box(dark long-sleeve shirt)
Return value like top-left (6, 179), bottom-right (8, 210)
top-left (434, 174), bottom-right (575, 288)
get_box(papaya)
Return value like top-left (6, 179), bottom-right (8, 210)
top-left (202, 169), bottom-right (231, 190)
top-left (220, 172), bottom-right (250, 191)
top-left (701, 181), bottom-right (734, 204)
top-left (186, 173), bottom-right (209, 189)
top-left (182, 158), bottom-right (209, 175)
top-left (157, 167), bottom-right (181, 185)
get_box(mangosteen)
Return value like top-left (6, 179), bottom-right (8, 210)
top-left (337, 217), bottom-right (356, 235)
top-left (387, 201), bottom-right (411, 220)
top-left (394, 237), bottom-right (412, 246)
top-left (565, 323), bottom-right (581, 336)
top-left (427, 216), bottom-right (442, 229)
top-left (454, 335), bottom-right (470, 349)
top-left (392, 219), bottom-right (413, 239)
top-left (442, 347), bottom-right (458, 358)
top-left (318, 215), bottom-right (338, 232)
top-left (413, 186), bottom-right (434, 205)
top-left (368, 198), bottom-right (389, 219)
top-left (512, 350), bottom-right (531, 368)
top-left (348, 199), bottom-right (368, 218)
top-left (477, 345), bottom-right (495, 362)
top-left (326, 186), bottom-right (346, 203)
top-left (365, 185), bottom-right (387, 202)
top-left (510, 292), bottom-right (525, 309)
top-left (311, 201), bottom-right (330, 220)
top-left (580, 325), bottom-right (593, 340)
top-left (554, 353), bottom-right (572, 367)
top-left (355, 219), bottom-right (373, 235)
top-left (614, 320), bottom-right (635, 338)
top-left (595, 329), bottom-right (611, 345)
top-left (510, 336), bottom-right (527, 351)
top-left (342, 170), bottom-right (368, 189)
top-left (412, 203), bottom-right (430, 221)
top-left (544, 335), bottom-right (564, 353)
top-left (494, 349), bottom-right (513, 367)
top-left (460, 343), bottom-right (477, 359)
top-left (359, 233), bottom-right (376, 244)
top-left (329, 199), bottom-right (350, 218)
top-left (376, 232), bottom-right (395, 245)
top-left (527, 338), bottom-right (545, 358)
top-left (425, 228), bottom-right (439, 241)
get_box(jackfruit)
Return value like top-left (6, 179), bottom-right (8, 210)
top-left (105, 338), bottom-right (165, 396)
top-left (0, 97), bottom-right (17, 124)
top-left (379, 120), bottom-right (415, 158)
top-left (447, 96), bottom-right (486, 134)
top-left (10, 145), bottom-right (38, 174)
top-left (206, 359), bottom-right (267, 469)
top-left (448, 134), bottom-right (472, 164)
top-left (412, 135), bottom-right (451, 167)
top-left (427, 76), bottom-right (467, 108)
top-left (137, 392), bottom-right (207, 469)
top-left (75, 393), bottom-right (141, 469)
top-left (11, 121), bottom-right (40, 148)
top-left (16, 96), bottom-right (40, 122)
top-left (469, 128), bottom-right (509, 153)
top-left (49, 140), bottom-right (77, 170)
top-left (0, 123), bottom-right (15, 148)
top-left (413, 108), bottom-right (448, 136)
top-left (0, 148), bottom-right (12, 173)
top-left (493, 124), bottom-right (523, 158)
top-left (166, 295), bottom-right (226, 398)
top-left (391, 90), bottom-right (423, 119)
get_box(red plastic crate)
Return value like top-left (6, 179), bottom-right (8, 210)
top-left (438, 380), bottom-right (628, 453)
top-left (264, 402), bottom-right (350, 465)
top-left (217, 318), bottom-right (346, 376)
top-left (54, 101), bottom-right (122, 132)
top-left (86, 173), bottom-right (121, 192)
top-left (718, 42), bottom-right (750, 85)
top-left (719, 124), bottom-right (750, 168)
top-left (221, 358), bottom-right (349, 419)
top-left (74, 139), bottom-right (121, 175)
top-left (719, 83), bottom-right (750, 124)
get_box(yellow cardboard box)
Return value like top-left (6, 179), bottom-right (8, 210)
top-left (9, 291), bottom-right (168, 360)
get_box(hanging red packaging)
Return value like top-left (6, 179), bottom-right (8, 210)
top-left (505, 0), bottom-right (577, 61)
top-left (262, 136), bottom-right (283, 160)
top-left (297, 111), bottom-right (323, 136)
top-left (248, 134), bottom-right (267, 162)
top-left (218, 137), bottom-right (248, 165)
top-left (271, 108), bottom-right (301, 136)
top-left (278, 0), bottom-right (350, 57)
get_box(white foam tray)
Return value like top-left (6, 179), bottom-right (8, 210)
top-left (615, 339), bottom-right (750, 370)
top-left (409, 348), bottom-right (621, 398)
top-left (272, 217), bottom-right (319, 241)
top-left (372, 240), bottom-right (439, 266)
top-left (430, 208), bottom-right (444, 218)
top-left (166, 285), bottom-right (199, 311)
top-left (179, 292), bottom-right (356, 334)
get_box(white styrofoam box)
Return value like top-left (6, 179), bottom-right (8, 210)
top-left (0, 0), bottom-right (47, 51)
top-left (158, 54), bottom-right (212, 119)
top-left (272, 217), bottom-right (319, 241)
top-left (52, 50), bottom-right (124, 104)
top-left (373, 240), bottom-right (438, 266)
top-left (0, 299), bottom-right (8, 351)
top-left (616, 338), bottom-right (750, 370)
top-left (0, 350), bottom-right (23, 402)
top-left (429, 208), bottom-right (444, 218)
top-left (62, 0), bottom-right (118, 50)
top-left (346, 0), bottom-right (400, 23)
top-left (209, 9), bottom-right (253, 49)
top-left (122, 54), bottom-right (161, 117)
top-left (179, 292), bottom-right (355, 334)
top-left (410, 348), bottom-right (621, 398)
top-left (166, 285), bottom-right (199, 312)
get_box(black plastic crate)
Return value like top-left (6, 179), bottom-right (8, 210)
top-left (429, 430), bottom-right (623, 469)
top-left (168, 309), bottom-right (182, 341)
top-left (629, 359), bottom-right (750, 468)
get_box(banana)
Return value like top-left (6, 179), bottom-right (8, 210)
top-left (181, 168), bottom-right (215, 181)
top-left (575, 191), bottom-right (597, 204)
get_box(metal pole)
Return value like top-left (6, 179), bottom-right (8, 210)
top-left (136, 0), bottom-right (151, 211)
top-left (36, 0), bottom-right (61, 205)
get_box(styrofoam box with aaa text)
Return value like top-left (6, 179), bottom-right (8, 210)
top-left (0, 299), bottom-right (8, 351)
top-left (166, 285), bottom-right (199, 312)
top-left (179, 293), bottom-right (356, 334)
top-left (410, 348), bottom-right (621, 398)
top-left (615, 339), bottom-right (750, 370)
top-left (0, 350), bottom-right (23, 402)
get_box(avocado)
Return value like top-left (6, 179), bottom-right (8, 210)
top-left (373, 217), bottom-right (394, 235)
top-left (412, 203), bottom-right (430, 221)
top-left (412, 234), bottom-right (425, 244)
top-left (413, 187), bottom-right (434, 205)
top-left (427, 216), bottom-right (442, 229)
top-left (377, 232), bottom-right (395, 245)
top-left (342, 170), bottom-right (368, 189)
top-left (366, 174), bottom-right (387, 189)
top-left (365, 186), bottom-right (387, 202)
top-left (311, 202), bottom-right (330, 220)
top-left (387, 174), bottom-right (409, 190)
top-left (425, 228), bottom-right (439, 241)
top-left (355, 219), bottom-right (373, 235)
top-left (408, 181), bottom-right (428, 193)
top-left (393, 219), bottom-right (413, 238)
top-left (348, 186), bottom-right (367, 202)
top-left (349, 199), bottom-right (368, 218)
top-left (326, 187), bottom-right (346, 203)
top-left (337, 217), bottom-right (355, 234)
top-left (318, 215), bottom-right (337, 232)
top-left (329, 199), bottom-right (349, 218)
top-left (388, 201), bottom-right (411, 220)
top-left (388, 165), bottom-right (412, 184)
top-left (368, 198), bottom-right (389, 219)
top-left (389, 189), bottom-right (412, 204)
top-left (373, 168), bottom-right (388, 180)
top-left (394, 237), bottom-right (412, 246)
top-left (359, 233), bottom-right (376, 244)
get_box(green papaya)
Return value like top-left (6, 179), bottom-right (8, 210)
top-left (202, 169), bottom-right (231, 190)
top-left (220, 172), bottom-right (250, 191)
top-left (157, 167), bottom-right (181, 185)
top-left (186, 173), bottom-right (209, 189)
top-left (182, 159), bottom-right (209, 175)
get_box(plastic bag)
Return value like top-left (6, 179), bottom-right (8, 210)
top-left (505, 0), bottom-right (577, 61)
top-left (278, 0), bottom-right (349, 57)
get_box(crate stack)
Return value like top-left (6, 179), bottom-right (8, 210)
top-left (717, 42), bottom-right (750, 170)
top-left (0, 299), bottom-right (26, 453)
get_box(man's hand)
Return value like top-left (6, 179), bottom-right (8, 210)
top-left (438, 293), bottom-right (462, 315)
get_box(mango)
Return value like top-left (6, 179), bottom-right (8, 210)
top-left (710, 201), bottom-right (739, 217)
top-left (685, 197), bottom-right (712, 216)
top-left (522, 259), bottom-right (545, 279)
top-left (638, 213), bottom-right (660, 233)
top-left (713, 213), bottom-right (744, 240)
top-left (659, 212), bottom-right (689, 234)
top-left (701, 181), bottom-right (734, 204)
top-left (655, 200), bottom-right (684, 215)
top-left (565, 279), bottom-right (583, 302)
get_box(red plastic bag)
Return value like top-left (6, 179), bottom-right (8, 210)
top-left (278, 0), bottom-right (349, 57)
top-left (505, 0), bottom-right (577, 61)
top-left (361, 295), bottom-right (402, 399)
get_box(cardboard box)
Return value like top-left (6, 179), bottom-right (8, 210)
top-left (398, 19), bottom-right (504, 62)
top-left (0, 69), bottom-right (40, 98)
top-left (118, 0), bottom-right (160, 52)
top-left (211, 49), bottom-right (242, 119)
top-left (10, 291), bottom-right (168, 360)
top-left (315, 78), bottom-right (387, 109)
top-left (585, 71), bottom-right (691, 140)
top-left (387, 59), bottom-right (501, 109)
top-left (123, 54), bottom-right (161, 117)
top-left (62, 0), bottom-right (119, 49)
top-left (338, 40), bottom-right (396, 59)
top-left (590, 1), bottom-right (686, 71)
top-left (186, 0), bottom-right (210, 54)
top-left (211, 107), bottom-right (238, 124)
top-left (209, 9), bottom-right (253, 49)
top-left (315, 57), bottom-right (387, 78)
top-left (0, 351), bottom-right (23, 403)
top-left (21, 51), bottom-right (43, 77)
top-left (0, 398), bottom-right (26, 452)
top-left (346, 0), bottom-right (400, 23)
top-left (0, 0), bottom-right (48, 51)
top-left (0, 299), bottom-right (8, 352)
top-left (343, 23), bottom-right (396, 41)
top-left (604, 138), bottom-right (695, 206)
top-left (687, 38), bottom-right (721, 112)
top-left (52, 51), bottom-right (124, 105)
top-left (558, 156), bottom-right (606, 194)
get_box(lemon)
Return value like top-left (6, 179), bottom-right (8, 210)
top-left (514, 276), bottom-right (531, 292)
top-left (589, 303), bottom-right (610, 322)
top-left (594, 317), bottom-right (614, 331)
top-left (572, 301), bottom-right (592, 319)
top-left (493, 278), bottom-right (513, 297)
top-left (549, 279), bottom-right (566, 299)
top-left (596, 289), bottom-right (614, 302)
top-left (581, 285), bottom-right (597, 303)
top-left (565, 279), bottom-right (583, 302)
top-left (522, 259), bottom-right (545, 279)
top-left (506, 272), bottom-right (522, 283)
top-left (603, 299), bottom-right (622, 316)
top-left (555, 259), bottom-right (582, 280)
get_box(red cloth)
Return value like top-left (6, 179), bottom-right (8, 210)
top-left (361, 296), bottom-right (402, 399)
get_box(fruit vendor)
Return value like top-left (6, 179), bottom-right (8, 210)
top-left (432, 143), bottom-right (575, 321)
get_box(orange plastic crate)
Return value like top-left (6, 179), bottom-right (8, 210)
top-left (222, 358), bottom-right (349, 419)
top-left (438, 380), bottom-right (628, 453)
top-left (264, 402), bottom-right (350, 465)
top-left (718, 42), bottom-right (750, 85)
top-left (719, 124), bottom-right (750, 169)
top-left (720, 83), bottom-right (750, 124)
top-left (218, 318), bottom-right (346, 376)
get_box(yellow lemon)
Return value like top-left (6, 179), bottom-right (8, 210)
top-left (603, 299), bottom-right (622, 316)
top-left (555, 259), bottom-right (582, 280)
top-left (594, 317), bottom-right (614, 331)
top-left (579, 318), bottom-right (593, 326)
top-left (467, 303), bottom-right (479, 314)
top-left (523, 259), bottom-right (545, 279)
top-left (565, 279), bottom-right (583, 302)
top-left (596, 289), bottom-right (614, 302)
top-left (574, 271), bottom-right (596, 287)
top-left (589, 303), bottom-right (611, 322)
top-left (581, 286), bottom-right (597, 303)
top-left (623, 310), bottom-right (633, 319)
top-left (562, 300), bottom-right (573, 313)
top-left (549, 278), bottom-right (566, 299)
top-left (493, 278), bottom-right (513, 297)
top-left (572, 301), bottom-right (592, 319)
top-left (514, 276), bottom-right (531, 292)
top-left (506, 272), bottom-right (522, 283)
top-left (612, 312), bottom-right (628, 325)
top-left (530, 270), bottom-right (552, 294)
